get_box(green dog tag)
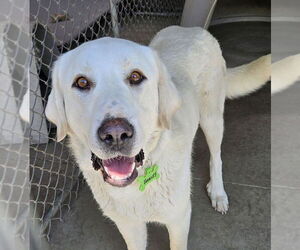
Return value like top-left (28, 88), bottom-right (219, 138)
top-left (137, 165), bottom-right (160, 191)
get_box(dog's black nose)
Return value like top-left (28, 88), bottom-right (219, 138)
top-left (98, 118), bottom-right (134, 149)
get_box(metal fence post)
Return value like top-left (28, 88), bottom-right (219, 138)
top-left (181, 0), bottom-right (217, 29)
top-left (109, 0), bottom-right (120, 37)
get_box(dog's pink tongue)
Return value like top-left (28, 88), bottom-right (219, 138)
top-left (103, 157), bottom-right (135, 179)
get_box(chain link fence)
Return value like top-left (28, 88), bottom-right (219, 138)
top-left (0, 1), bottom-right (30, 249)
top-left (22, 0), bottom-right (184, 242)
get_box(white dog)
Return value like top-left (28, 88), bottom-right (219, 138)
top-left (45, 26), bottom-right (270, 250)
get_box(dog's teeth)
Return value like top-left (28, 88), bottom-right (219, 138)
top-left (112, 175), bottom-right (124, 180)
top-left (103, 166), bottom-right (109, 175)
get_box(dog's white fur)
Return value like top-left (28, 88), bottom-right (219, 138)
top-left (46, 26), bottom-right (270, 250)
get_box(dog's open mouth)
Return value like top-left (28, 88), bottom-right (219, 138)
top-left (91, 150), bottom-right (144, 187)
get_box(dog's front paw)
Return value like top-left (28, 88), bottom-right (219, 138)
top-left (206, 181), bottom-right (229, 214)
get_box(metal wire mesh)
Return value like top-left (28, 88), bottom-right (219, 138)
top-left (27, 0), bottom-right (185, 240)
top-left (0, 1), bottom-right (30, 249)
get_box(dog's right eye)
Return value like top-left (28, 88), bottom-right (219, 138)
top-left (73, 76), bottom-right (92, 90)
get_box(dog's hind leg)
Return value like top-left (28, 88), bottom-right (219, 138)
top-left (198, 83), bottom-right (229, 214)
top-left (112, 217), bottom-right (147, 250)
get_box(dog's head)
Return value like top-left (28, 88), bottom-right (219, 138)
top-left (46, 38), bottom-right (180, 187)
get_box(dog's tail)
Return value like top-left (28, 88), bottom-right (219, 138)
top-left (272, 54), bottom-right (300, 94)
top-left (225, 54), bottom-right (271, 99)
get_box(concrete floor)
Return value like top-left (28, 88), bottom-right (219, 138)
top-left (271, 83), bottom-right (300, 250)
top-left (271, 20), bottom-right (300, 250)
top-left (48, 21), bottom-right (271, 250)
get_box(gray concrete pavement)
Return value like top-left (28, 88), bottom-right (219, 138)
top-left (271, 82), bottom-right (300, 250)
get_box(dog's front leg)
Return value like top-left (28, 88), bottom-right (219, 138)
top-left (166, 201), bottom-right (191, 250)
top-left (112, 216), bottom-right (147, 250)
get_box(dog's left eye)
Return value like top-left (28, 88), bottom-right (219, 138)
top-left (128, 71), bottom-right (146, 85)
top-left (73, 76), bottom-right (92, 90)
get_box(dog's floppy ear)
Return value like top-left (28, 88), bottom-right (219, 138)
top-left (154, 52), bottom-right (181, 129)
top-left (45, 59), bottom-right (68, 141)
